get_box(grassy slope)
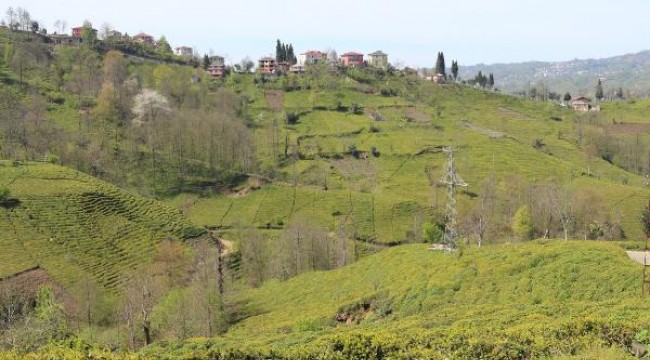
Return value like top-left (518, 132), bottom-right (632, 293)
top-left (0, 161), bottom-right (206, 289)
top-left (173, 82), bottom-right (650, 244)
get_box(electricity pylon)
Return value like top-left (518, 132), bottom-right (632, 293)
top-left (439, 147), bottom-right (467, 252)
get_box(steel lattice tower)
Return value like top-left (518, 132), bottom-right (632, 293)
top-left (439, 148), bottom-right (467, 251)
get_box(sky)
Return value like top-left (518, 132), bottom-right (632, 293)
top-left (8, 0), bottom-right (650, 67)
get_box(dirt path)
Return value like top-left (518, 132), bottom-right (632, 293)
top-left (627, 251), bottom-right (650, 265)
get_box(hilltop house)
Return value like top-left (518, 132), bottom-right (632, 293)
top-left (49, 33), bottom-right (82, 46)
top-left (289, 64), bottom-right (305, 74)
top-left (300, 50), bottom-right (327, 66)
top-left (571, 97), bottom-right (591, 111)
top-left (105, 30), bottom-right (123, 39)
top-left (71, 26), bottom-right (97, 38)
top-left (207, 55), bottom-right (226, 78)
top-left (340, 52), bottom-right (364, 67)
top-left (426, 73), bottom-right (446, 84)
top-left (368, 50), bottom-right (388, 68)
top-left (174, 46), bottom-right (193, 57)
top-left (258, 56), bottom-right (277, 75)
top-left (133, 32), bottom-right (155, 45)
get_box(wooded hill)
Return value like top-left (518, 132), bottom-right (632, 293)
top-left (459, 49), bottom-right (650, 98)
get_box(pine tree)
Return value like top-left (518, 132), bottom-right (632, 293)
top-left (488, 73), bottom-right (495, 89)
top-left (451, 60), bottom-right (459, 81)
top-left (435, 52), bottom-right (446, 78)
top-left (595, 79), bottom-right (604, 101)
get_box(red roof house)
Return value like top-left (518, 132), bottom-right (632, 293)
top-left (340, 52), bottom-right (365, 67)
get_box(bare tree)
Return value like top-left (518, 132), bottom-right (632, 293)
top-left (6, 7), bottom-right (15, 30)
top-left (122, 267), bottom-right (162, 347)
top-left (549, 182), bottom-right (574, 240)
top-left (471, 177), bottom-right (496, 246)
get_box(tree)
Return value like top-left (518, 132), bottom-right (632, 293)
top-left (488, 73), bottom-right (495, 89)
top-left (132, 89), bottom-right (171, 196)
top-left (287, 44), bottom-right (296, 64)
top-left (549, 183), bottom-right (574, 240)
top-left (596, 79), bottom-right (604, 101)
top-left (29, 20), bottom-right (39, 33)
top-left (422, 222), bottom-right (444, 243)
top-left (16, 7), bottom-right (30, 31)
top-left (98, 22), bottom-right (111, 40)
top-left (157, 36), bottom-right (172, 55)
top-left (276, 39), bottom-right (283, 62)
top-left (240, 56), bottom-right (254, 72)
top-left (133, 89), bottom-right (171, 126)
top-left (616, 87), bottom-right (624, 100)
top-left (80, 20), bottom-right (96, 45)
top-left (0, 185), bottom-right (9, 200)
top-left (451, 60), bottom-right (459, 81)
top-left (53, 19), bottom-right (67, 34)
top-left (435, 51), bottom-right (446, 78)
top-left (122, 267), bottom-right (162, 347)
top-left (512, 206), bottom-right (533, 241)
top-left (642, 201), bottom-right (650, 238)
top-left (6, 7), bottom-right (15, 30)
top-left (202, 54), bottom-right (210, 70)
top-left (237, 224), bottom-right (266, 287)
top-left (563, 92), bottom-right (572, 102)
top-left (471, 177), bottom-right (496, 246)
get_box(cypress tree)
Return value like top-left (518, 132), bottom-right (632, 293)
top-left (488, 73), bottom-right (495, 88)
top-left (435, 52), bottom-right (446, 77)
top-left (595, 79), bottom-right (604, 101)
top-left (203, 54), bottom-right (210, 70)
top-left (451, 60), bottom-right (459, 81)
top-left (276, 39), bottom-right (282, 62)
top-left (287, 44), bottom-right (296, 64)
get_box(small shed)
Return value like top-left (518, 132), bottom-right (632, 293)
top-left (571, 97), bottom-right (591, 111)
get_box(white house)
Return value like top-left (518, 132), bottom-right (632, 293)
top-left (175, 46), bottom-right (193, 57)
top-left (368, 50), bottom-right (388, 68)
top-left (299, 50), bottom-right (327, 66)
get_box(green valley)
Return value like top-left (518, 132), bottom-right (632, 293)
top-left (2, 21), bottom-right (650, 359)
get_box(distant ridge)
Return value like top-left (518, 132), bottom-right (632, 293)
top-left (459, 50), bottom-right (650, 97)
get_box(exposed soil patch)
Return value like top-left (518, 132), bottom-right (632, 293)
top-left (460, 120), bottom-right (506, 139)
top-left (604, 123), bottom-right (650, 134)
top-left (0, 267), bottom-right (77, 317)
top-left (265, 90), bottom-right (284, 111)
top-left (498, 107), bottom-right (534, 121)
top-left (404, 107), bottom-right (431, 123)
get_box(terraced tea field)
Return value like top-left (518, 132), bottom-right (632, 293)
top-left (0, 161), bottom-right (206, 289)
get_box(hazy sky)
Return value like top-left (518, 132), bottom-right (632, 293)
top-left (9, 0), bottom-right (650, 67)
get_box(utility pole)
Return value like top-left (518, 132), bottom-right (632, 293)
top-left (641, 201), bottom-right (650, 295)
top-left (439, 147), bottom-right (467, 252)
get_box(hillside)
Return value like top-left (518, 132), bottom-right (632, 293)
top-left (459, 50), bottom-right (650, 97)
top-left (172, 81), bottom-right (650, 247)
top-left (0, 161), bottom-right (206, 290)
top-left (8, 240), bottom-right (646, 358)
top-left (4, 26), bottom-right (650, 358)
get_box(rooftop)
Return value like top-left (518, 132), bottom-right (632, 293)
top-left (301, 50), bottom-right (325, 55)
